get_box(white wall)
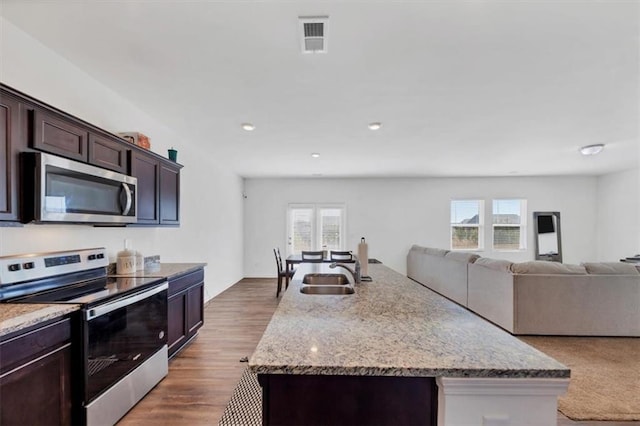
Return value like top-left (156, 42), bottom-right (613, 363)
top-left (596, 167), bottom-right (640, 261)
top-left (0, 17), bottom-right (244, 301)
top-left (244, 176), bottom-right (598, 277)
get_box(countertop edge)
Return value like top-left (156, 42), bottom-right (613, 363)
top-left (0, 304), bottom-right (81, 338)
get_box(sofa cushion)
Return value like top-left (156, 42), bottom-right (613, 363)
top-left (582, 262), bottom-right (640, 275)
top-left (474, 257), bottom-right (514, 272)
top-left (424, 247), bottom-right (449, 257)
top-left (445, 251), bottom-right (480, 264)
top-left (511, 261), bottom-right (587, 275)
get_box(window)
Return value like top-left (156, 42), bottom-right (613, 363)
top-left (450, 200), bottom-right (484, 250)
top-left (287, 204), bottom-right (346, 255)
top-left (492, 199), bottom-right (527, 250)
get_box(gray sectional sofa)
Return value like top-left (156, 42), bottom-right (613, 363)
top-left (407, 245), bottom-right (640, 336)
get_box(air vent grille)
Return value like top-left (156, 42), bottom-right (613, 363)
top-left (304, 22), bottom-right (324, 37)
top-left (299, 16), bottom-right (328, 53)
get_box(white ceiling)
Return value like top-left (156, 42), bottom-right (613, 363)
top-left (1, 0), bottom-right (638, 178)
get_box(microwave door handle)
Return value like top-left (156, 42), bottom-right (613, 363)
top-left (121, 183), bottom-right (132, 215)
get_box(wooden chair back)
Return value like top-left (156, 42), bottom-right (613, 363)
top-left (329, 250), bottom-right (353, 261)
top-left (301, 250), bottom-right (324, 262)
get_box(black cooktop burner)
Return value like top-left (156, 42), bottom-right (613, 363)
top-left (8, 275), bottom-right (167, 308)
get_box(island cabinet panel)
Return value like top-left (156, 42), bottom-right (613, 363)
top-left (258, 374), bottom-right (438, 426)
top-left (159, 162), bottom-right (180, 225)
top-left (88, 133), bottom-right (129, 174)
top-left (0, 317), bottom-right (75, 426)
top-left (31, 108), bottom-right (88, 162)
top-left (131, 150), bottom-right (160, 224)
top-left (167, 268), bottom-right (205, 358)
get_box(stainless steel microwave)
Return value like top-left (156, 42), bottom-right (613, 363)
top-left (22, 152), bottom-right (137, 224)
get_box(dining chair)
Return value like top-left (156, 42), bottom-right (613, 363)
top-left (274, 248), bottom-right (294, 297)
top-left (301, 250), bottom-right (324, 262)
top-left (329, 250), bottom-right (353, 261)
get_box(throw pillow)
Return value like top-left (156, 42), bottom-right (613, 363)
top-left (511, 261), bottom-right (587, 275)
top-left (582, 262), bottom-right (640, 275)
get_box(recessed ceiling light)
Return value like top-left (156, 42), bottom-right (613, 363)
top-left (241, 123), bottom-right (255, 131)
top-left (579, 144), bottom-right (604, 156)
top-left (368, 122), bottom-right (382, 130)
top-left (311, 152), bottom-right (320, 158)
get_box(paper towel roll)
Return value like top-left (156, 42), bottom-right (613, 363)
top-left (358, 241), bottom-right (369, 277)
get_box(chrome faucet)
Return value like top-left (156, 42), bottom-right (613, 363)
top-left (329, 260), bottom-right (361, 284)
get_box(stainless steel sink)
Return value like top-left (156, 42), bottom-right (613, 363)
top-left (302, 273), bottom-right (350, 285)
top-left (300, 285), bottom-right (355, 295)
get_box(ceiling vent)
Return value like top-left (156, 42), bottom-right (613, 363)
top-left (299, 16), bottom-right (328, 53)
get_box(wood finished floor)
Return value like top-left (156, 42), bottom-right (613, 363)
top-left (118, 277), bottom-right (638, 426)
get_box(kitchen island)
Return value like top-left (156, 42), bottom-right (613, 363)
top-left (249, 263), bottom-right (570, 426)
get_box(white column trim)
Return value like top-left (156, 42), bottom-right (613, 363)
top-left (436, 376), bottom-right (570, 426)
top-left (437, 376), bottom-right (570, 395)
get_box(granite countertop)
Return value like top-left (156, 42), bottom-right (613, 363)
top-left (1, 263), bottom-right (206, 339)
top-left (0, 304), bottom-right (80, 338)
top-left (249, 263), bottom-right (570, 379)
top-left (109, 262), bottom-right (207, 280)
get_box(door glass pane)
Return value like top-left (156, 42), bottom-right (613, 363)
top-left (290, 208), bottom-right (313, 254)
top-left (319, 208), bottom-right (342, 251)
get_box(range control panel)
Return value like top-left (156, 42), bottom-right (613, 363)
top-left (0, 248), bottom-right (108, 285)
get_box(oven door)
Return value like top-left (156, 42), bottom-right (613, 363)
top-left (84, 282), bottom-right (168, 403)
top-left (23, 152), bottom-right (137, 224)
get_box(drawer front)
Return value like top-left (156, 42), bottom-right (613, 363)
top-left (168, 268), bottom-right (205, 296)
top-left (88, 134), bottom-right (129, 174)
top-left (0, 318), bottom-right (71, 375)
top-left (32, 109), bottom-right (88, 162)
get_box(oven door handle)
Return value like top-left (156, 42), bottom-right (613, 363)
top-left (86, 282), bottom-right (168, 321)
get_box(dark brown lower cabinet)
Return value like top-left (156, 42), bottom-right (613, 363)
top-left (167, 268), bottom-right (205, 358)
top-left (258, 374), bottom-right (438, 426)
top-left (0, 317), bottom-right (76, 426)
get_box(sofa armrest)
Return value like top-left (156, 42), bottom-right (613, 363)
top-left (467, 264), bottom-right (515, 332)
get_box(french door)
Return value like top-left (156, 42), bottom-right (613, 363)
top-left (287, 204), bottom-right (346, 256)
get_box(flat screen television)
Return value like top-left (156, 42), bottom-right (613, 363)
top-left (537, 215), bottom-right (555, 234)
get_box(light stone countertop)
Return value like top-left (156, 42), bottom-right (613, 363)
top-left (109, 262), bottom-right (207, 280)
top-left (0, 304), bottom-right (80, 338)
top-left (249, 263), bottom-right (570, 378)
top-left (1, 263), bottom-right (206, 339)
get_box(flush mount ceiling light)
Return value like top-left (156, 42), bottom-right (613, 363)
top-left (311, 153), bottom-right (321, 158)
top-left (579, 144), bottom-right (605, 156)
top-left (241, 123), bottom-right (255, 131)
top-left (368, 122), bottom-right (382, 130)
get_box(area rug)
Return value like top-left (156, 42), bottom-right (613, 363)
top-left (218, 368), bottom-right (262, 426)
top-left (520, 336), bottom-right (640, 421)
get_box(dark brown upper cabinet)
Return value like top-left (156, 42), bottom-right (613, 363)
top-left (131, 149), bottom-right (182, 226)
top-left (0, 93), bottom-right (27, 222)
top-left (160, 162), bottom-right (180, 225)
top-left (88, 133), bottom-right (129, 174)
top-left (31, 108), bottom-right (88, 162)
top-left (131, 150), bottom-right (160, 224)
top-left (2, 83), bottom-right (182, 227)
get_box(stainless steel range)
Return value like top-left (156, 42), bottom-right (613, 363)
top-left (0, 248), bottom-right (168, 426)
